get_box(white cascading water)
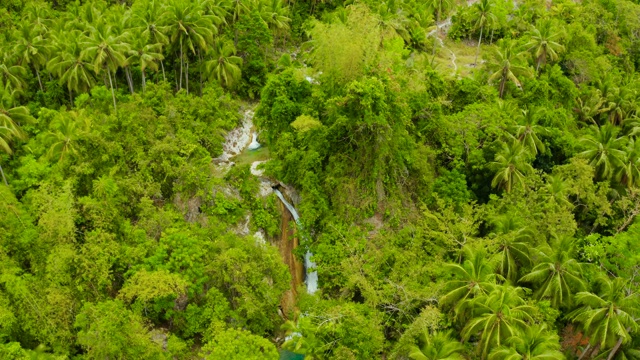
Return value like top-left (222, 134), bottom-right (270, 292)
top-left (248, 132), bottom-right (261, 150)
top-left (273, 189), bottom-right (318, 295)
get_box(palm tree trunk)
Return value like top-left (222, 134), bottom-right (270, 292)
top-left (107, 67), bottom-right (117, 112)
top-left (536, 52), bottom-right (546, 74)
top-left (160, 60), bottom-right (166, 82)
top-left (35, 67), bottom-right (44, 92)
top-left (0, 163), bottom-right (8, 186)
top-left (499, 69), bottom-right (507, 98)
top-left (142, 69), bottom-right (146, 93)
top-left (475, 25), bottom-right (484, 65)
top-left (432, 12), bottom-right (440, 57)
top-left (490, 28), bottom-right (494, 44)
top-left (125, 67), bottom-right (134, 94)
top-left (578, 343), bottom-right (591, 360)
top-left (607, 330), bottom-right (631, 360)
top-left (185, 60), bottom-right (189, 95)
top-left (179, 38), bottom-right (184, 90)
top-left (69, 88), bottom-right (73, 106)
top-left (198, 49), bottom-right (203, 97)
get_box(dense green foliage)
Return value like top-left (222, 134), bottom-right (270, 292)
top-left (2, 0), bottom-right (640, 359)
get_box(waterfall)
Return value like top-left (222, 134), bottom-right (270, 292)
top-left (273, 189), bottom-right (318, 295)
top-left (248, 133), bottom-right (261, 150)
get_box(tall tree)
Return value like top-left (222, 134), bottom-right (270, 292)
top-left (462, 285), bottom-right (535, 359)
top-left (526, 20), bottom-right (565, 73)
top-left (408, 331), bottom-right (465, 360)
top-left (472, 0), bottom-right (497, 65)
top-left (47, 30), bottom-right (96, 103)
top-left (519, 237), bottom-right (586, 308)
top-left (131, 0), bottom-right (169, 81)
top-left (487, 39), bottom-right (532, 98)
top-left (569, 277), bottom-right (640, 360)
top-left (440, 247), bottom-right (498, 316)
top-left (82, 22), bottom-right (129, 111)
top-left (0, 62), bottom-right (28, 97)
top-left (489, 324), bottom-right (565, 360)
top-left (578, 124), bottom-right (627, 180)
top-left (491, 214), bottom-right (533, 283)
top-left (44, 110), bottom-right (88, 162)
top-left (617, 137), bottom-right (640, 188)
top-left (126, 32), bottom-right (164, 92)
top-left (490, 140), bottom-right (534, 193)
top-left (204, 39), bottom-right (243, 88)
top-left (12, 21), bottom-right (49, 92)
top-left (426, 0), bottom-right (454, 33)
top-left (510, 107), bottom-right (548, 155)
top-left (161, 0), bottom-right (216, 92)
top-left (0, 89), bottom-right (32, 185)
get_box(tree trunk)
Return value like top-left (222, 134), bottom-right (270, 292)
top-left (490, 28), bottom-right (494, 44)
top-left (142, 69), bottom-right (146, 93)
top-left (475, 25), bottom-right (484, 65)
top-left (607, 329), bottom-right (631, 360)
top-left (536, 54), bottom-right (547, 74)
top-left (107, 67), bottom-right (117, 112)
top-left (125, 67), bottom-right (134, 94)
top-left (432, 12), bottom-right (440, 57)
top-left (160, 60), bottom-right (166, 82)
top-left (198, 50), bottom-right (203, 97)
top-left (179, 38), bottom-right (184, 90)
top-left (186, 60), bottom-right (189, 95)
top-left (69, 88), bottom-right (73, 106)
top-left (35, 67), bottom-right (43, 92)
top-left (499, 68), bottom-right (507, 98)
top-left (0, 163), bottom-right (8, 186)
top-left (578, 343), bottom-right (591, 360)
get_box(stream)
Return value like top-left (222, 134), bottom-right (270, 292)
top-left (215, 108), bottom-right (318, 295)
top-left (273, 189), bottom-right (318, 295)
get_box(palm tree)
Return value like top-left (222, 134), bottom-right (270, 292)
top-left (204, 39), bottom-right (243, 88)
top-left (490, 140), bottom-right (534, 193)
top-left (260, 0), bottom-right (291, 46)
top-left (569, 277), bottom-right (640, 360)
top-left (22, 1), bottom-right (52, 32)
top-left (510, 107), bottom-right (548, 155)
top-left (577, 124), bottom-right (627, 180)
top-left (543, 174), bottom-right (573, 209)
top-left (82, 22), bottom-right (129, 111)
top-left (131, 0), bottom-right (169, 81)
top-left (491, 214), bottom-right (533, 283)
top-left (47, 30), bottom-right (96, 104)
top-left (487, 39), bottom-right (532, 98)
top-left (0, 89), bottom-right (33, 185)
top-left (574, 90), bottom-right (609, 125)
top-left (0, 62), bottom-right (28, 96)
top-left (473, 0), bottom-right (497, 65)
top-left (526, 20), bottom-right (565, 73)
top-left (440, 247), bottom-right (498, 316)
top-left (408, 331), bottom-right (465, 360)
top-left (12, 21), bottom-right (49, 92)
top-left (519, 237), bottom-right (586, 308)
top-left (229, 0), bottom-right (250, 23)
top-left (606, 88), bottom-right (636, 126)
top-left (489, 324), bottom-right (565, 360)
top-left (44, 111), bottom-right (88, 162)
top-left (426, 0), bottom-right (454, 33)
top-left (617, 137), bottom-right (640, 188)
top-left (162, 0), bottom-right (217, 92)
top-left (126, 32), bottom-right (164, 92)
top-left (462, 285), bottom-right (535, 359)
